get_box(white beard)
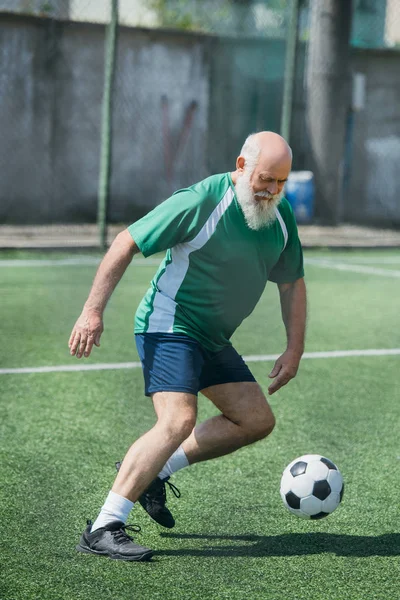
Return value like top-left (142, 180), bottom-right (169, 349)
top-left (235, 171), bottom-right (284, 230)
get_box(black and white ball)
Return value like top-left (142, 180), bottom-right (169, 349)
top-left (280, 454), bottom-right (344, 519)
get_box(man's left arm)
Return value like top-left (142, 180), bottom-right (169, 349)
top-left (268, 277), bottom-right (307, 395)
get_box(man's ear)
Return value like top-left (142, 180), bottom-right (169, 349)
top-left (236, 156), bottom-right (245, 171)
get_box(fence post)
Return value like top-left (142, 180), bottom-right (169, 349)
top-left (306, 0), bottom-right (353, 225)
top-left (97, 0), bottom-right (119, 249)
top-left (280, 0), bottom-right (300, 143)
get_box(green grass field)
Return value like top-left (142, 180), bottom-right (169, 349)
top-left (1, 248), bottom-right (399, 600)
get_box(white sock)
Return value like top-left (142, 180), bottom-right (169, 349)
top-left (91, 490), bottom-right (134, 532)
top-left (158, 446), bottom-right (189, 480)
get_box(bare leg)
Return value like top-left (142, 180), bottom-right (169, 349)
top-left (151, 382), bottom-right (275, 467)
top-left (181, 382), bottom-right (275, 463)
top-left (112, 391), bottom-right (197, 501)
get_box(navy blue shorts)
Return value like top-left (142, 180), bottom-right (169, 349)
top-left (135, 333), bottom-right (256, 397)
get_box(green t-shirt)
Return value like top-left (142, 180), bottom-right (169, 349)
top-left (128, 172), bottom-right (304, 352)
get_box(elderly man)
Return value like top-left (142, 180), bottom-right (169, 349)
top-left (70, 131), bottom-right (306, 561)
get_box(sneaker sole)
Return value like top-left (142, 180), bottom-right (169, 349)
top-left (76, 544), bottom-right (153, 562)
top-left (138, 502), bottom-right (175, 529)
top-left (145, 515), bottom-right (175, 528)
top-left (140, 508), bottom-right (174, 528)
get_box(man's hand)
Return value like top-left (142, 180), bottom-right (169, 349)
top-left (69, 309), bottom-right (104, 358)
top-left (268, 349), bottom-right (302, 395)
top-left (67, 230), bottom-right (138, 359)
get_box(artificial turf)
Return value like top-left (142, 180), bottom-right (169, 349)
top-left (0, 249), bottom-right (399, 600)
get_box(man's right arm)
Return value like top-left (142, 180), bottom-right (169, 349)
top-left (69, 229), bottom-right (139, 359)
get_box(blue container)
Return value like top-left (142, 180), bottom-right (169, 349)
top-left (284, 171), bottom-right (315, 223)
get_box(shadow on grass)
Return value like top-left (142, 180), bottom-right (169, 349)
top-left (157, 532), bottom-right (400, 557)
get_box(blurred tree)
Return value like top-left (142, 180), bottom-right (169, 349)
top-left (149, 0), bottom-right (289, 35)
top-left (0, 0), bottom-right (69, 18)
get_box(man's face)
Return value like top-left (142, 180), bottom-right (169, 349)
top-left (235, 158), bottom-right (290, 230)
top-left (250, 158), bottom-right (290, 198)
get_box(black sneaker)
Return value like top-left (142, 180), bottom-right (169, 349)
top-left (76, 520), bottom-right (153, 561)
top-left (115, 462), bottom-right (181, 529)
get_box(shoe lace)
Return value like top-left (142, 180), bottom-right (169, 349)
top-left (114, 461), bottom-right (181, 501)
top-left (166, 480), bottom-right (181, 499)
top-left (112, 524), bottom-right (141, 542)
top-left (151, 478), bottom-right (181, 504)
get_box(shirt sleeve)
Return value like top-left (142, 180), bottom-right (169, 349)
top-left (127, 188), bottom-right (209, 257)
top-left (268, 200), bottom-right (305, 284)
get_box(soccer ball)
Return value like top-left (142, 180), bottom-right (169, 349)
top-left (280, 454), bottom-right (344, 519)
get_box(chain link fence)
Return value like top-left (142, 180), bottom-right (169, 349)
top-left (347, 0), bottom-right (400, 227)
top-left (0, 0), bottom-right (296, 230)
top-left (0, 0), bottom-right (399, 233)
top-left (296, 0), bottom-right (400, 226)
top-left (0, 0), bottom-right (106, 226)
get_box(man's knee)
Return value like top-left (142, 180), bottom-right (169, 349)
top-left (159, 410), bottom-right (197, 443)
top-left (153, 392), bottom-right (197, 443)
top-left (243, 410), bottom-right (276, 443)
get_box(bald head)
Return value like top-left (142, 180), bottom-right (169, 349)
top-left (240, 131), bottom-right (292, 171)
top-left (232, 131), bottom-right (292, 193)
top-left (254, 130), bottom-right (292, 160)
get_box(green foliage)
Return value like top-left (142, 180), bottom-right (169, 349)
top-left (149, 0), bottom-right (196, 30)
top-left (39, 1), bottom-right (54, 13)
top-left (149, 0), bottom-right (235, 32)
top-left (148, 0), bottom-right (289, 34)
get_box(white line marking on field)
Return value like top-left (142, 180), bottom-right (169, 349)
top-left (0, 258), bottom-right (100, 267)
top-left (304, 258), bottom-right (400, 278)
top-left (0, 258), bottom-right (161, 268)
top-left (0, 362), bottom-right (143, 374)
top-left (308, 256), bottom-right (400, 265)
top-left (245, 349), bottom-right (400, 361)
top-left (1, 349), bottom-right (399, 375)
